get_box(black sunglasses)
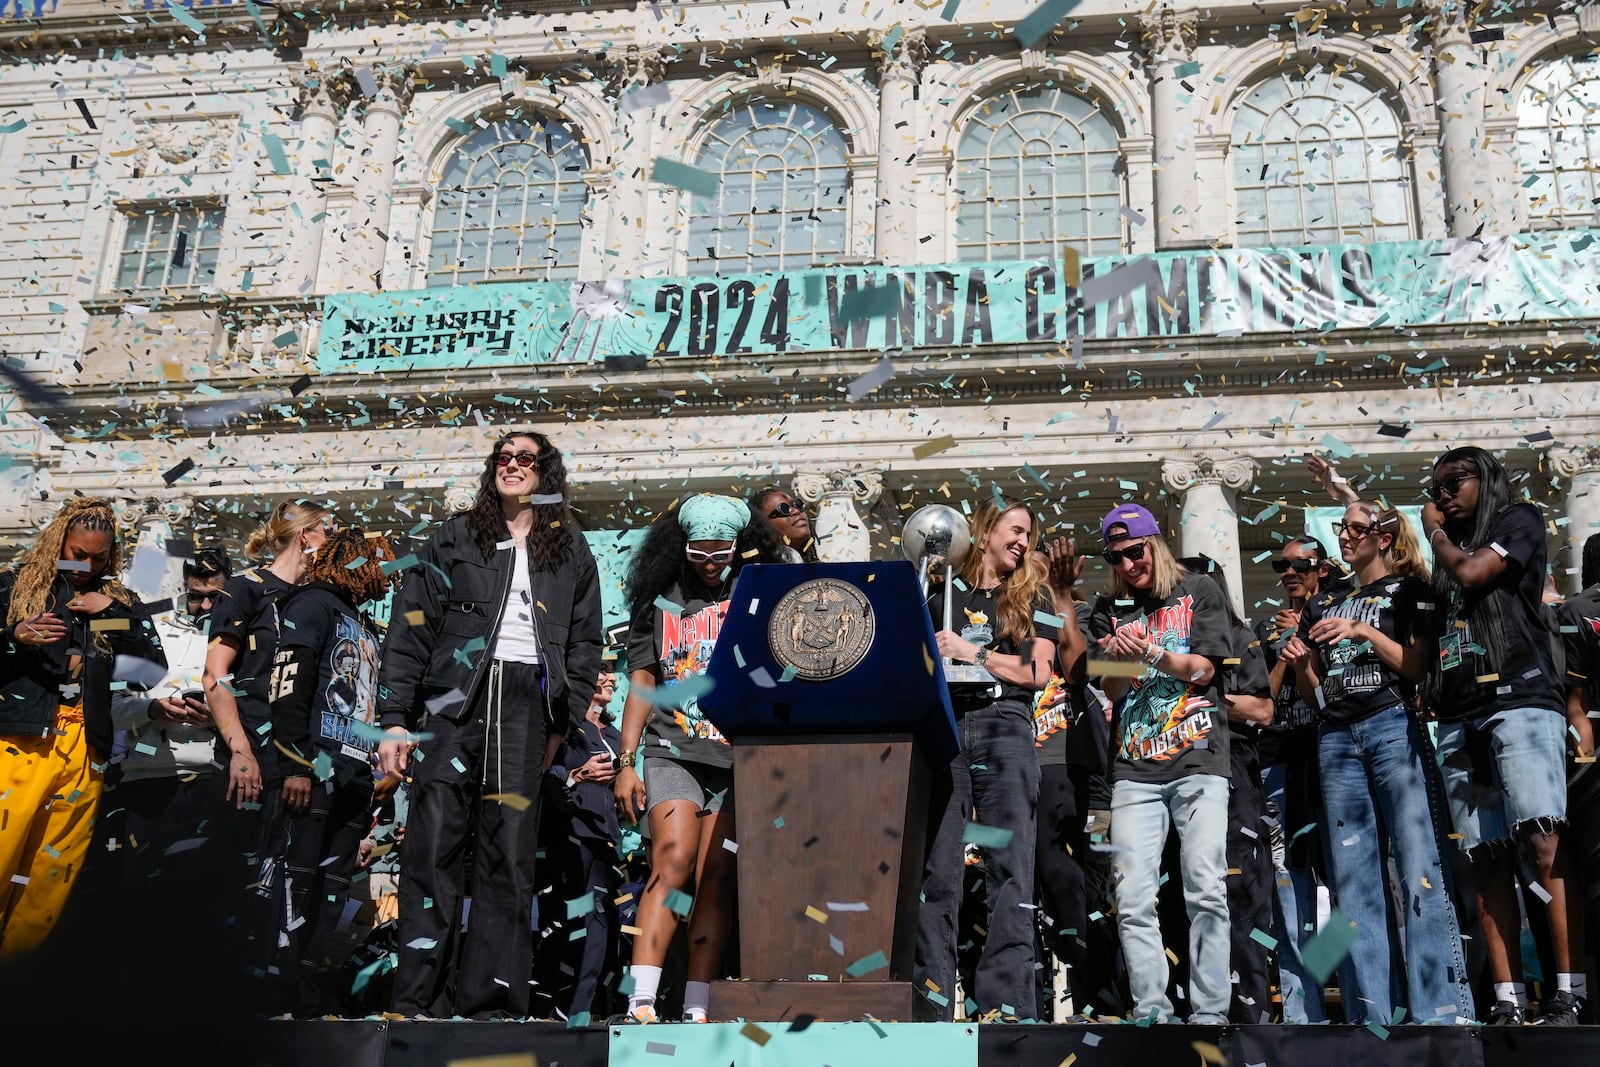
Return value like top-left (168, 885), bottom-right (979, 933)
top-left (185, 590), bottom-right (219, 603)
top-left (1271, 557), bottom-right (1320, 574)
top-left (494, 451), bottom-right (539, 469)
top-left (1427, 472), bottom-right (1477, 501)
top-left (1332, 521), bottom-right (1376, 539)
top-left (767, 501), bottom-right (802, 519)
top-left (1102, 542), bottom-right (1148, 565)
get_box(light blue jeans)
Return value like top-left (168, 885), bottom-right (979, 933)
top-left (1319, 704), bottom-right (1471, 1023)
top-left (1110, 773), bottom-right (1231, 1022)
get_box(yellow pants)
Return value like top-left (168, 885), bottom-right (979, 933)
top-left (0, 707), bottom-right (104, 959)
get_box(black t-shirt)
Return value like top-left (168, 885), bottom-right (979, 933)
top-left (1090, 573), bottom-right (1232, 784)
top-left (625, 581), bottom-right (733, 769)
top-left (273, 585), bottom-right (381, 786)
top-left (1559, 584), bottom-right (1600, 698)
top-left (210, 566), bottom-right (293, 781)
top-left (926, 579), bottom-right (1060, 709)
top-left (1432, 502), bottom-right (1564, 721)
top-left (1298, 575), bottom-right (1424, 726)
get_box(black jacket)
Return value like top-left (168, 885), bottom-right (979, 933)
top-left (548, 715), bottom-right (622, 843)
top-left (377, 513), bottom-right (603, 737)
top-left (0, 571), bottom-right (166, 759)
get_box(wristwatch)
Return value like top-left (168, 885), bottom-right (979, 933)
top-left (617, 749), bottom-right (638, 768)
top-left (974, 647), bottom-right (991, 667)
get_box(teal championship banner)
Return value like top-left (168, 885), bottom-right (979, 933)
top-left (317, 231), bottom-right (1600, 373)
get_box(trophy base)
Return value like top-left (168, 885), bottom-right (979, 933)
top-left (943, 663), bottom-right (999, 689)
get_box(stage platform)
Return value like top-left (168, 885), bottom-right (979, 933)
top-left (111, 1018), bottom-right (1600, 1067)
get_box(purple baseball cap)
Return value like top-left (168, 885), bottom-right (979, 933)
top-left (1100, 503), bottom-right (1161, 543)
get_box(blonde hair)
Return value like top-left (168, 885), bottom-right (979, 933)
top-left (244, 500), bottom-right (332, 562)
top-left (959, 498), bottom-right (1045, 645)
top-left (1108, 533), bottom-right (1184, 601)
top-left (1351, 502), bottom-right (1430, 581)
top-left (7, 498), bottom-right (132, 625)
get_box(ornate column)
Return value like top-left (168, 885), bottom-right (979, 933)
top-left (872, 29), bottom-right (928, 266)
top-left (1426, 0), bottom-right (1493, 237)
top-left (1549, 444), bottom-right (1600, 592)
top-left (1159, 454), bottom-right (1256, 616)
top-left (345, 63), bottom-right (415, 290)
top-left (793, 470), bottom-right (885, 563)
top-left (606, 45), bottom-right (666, 276)
top-left (284, 65), bottom-right (351, 296)
top-left (1140, 7), bottom-right (1200, 249)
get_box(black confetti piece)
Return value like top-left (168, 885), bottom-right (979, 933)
top-left (162, 458), bottom-right (196, 486)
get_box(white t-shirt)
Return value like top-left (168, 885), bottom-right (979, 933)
top-left (494, 540), bottom-right (542, 664)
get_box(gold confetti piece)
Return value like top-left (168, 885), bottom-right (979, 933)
top-left (90, 618), bottom-right (130, 631)
top-left (1420, 876), bottom-right (1433, 889)
top-left (484, 793), bottom-right (532, 811)
top-left (1062, 247), bottom-right (1081, 288)
top-left (1476, 674), bottom-right (1500, 683)
top-left (620, 924), bottom-right (643, 936)
top-left (912, 434), bottom-right (957, 460)
top-left (404, 610), bottom-right (427, 626)
top-left (1165, 947), bottom-right (1180, 965)
top-left (1088, 658), bottom-right (1147, 678)
top-left (447, 1056), bottom-right (537, 1067)
top-left (805, 905), bottom-right (828, 924)
top-left (1191, 1041), bottom-right (1225, 1065)
top-left (614, 892), bottom-right (635, 905)
top-left (740, 1022), bottom-right (772, 1046)
top-left (1059, 1055), bottom-right (1077, 1067)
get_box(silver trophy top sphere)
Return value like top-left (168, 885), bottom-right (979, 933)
top-left (901, 504), bottom-right (971, 569)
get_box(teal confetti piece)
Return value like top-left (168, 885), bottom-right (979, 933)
top-left (261, 133), bottom-right (291, 175)
top-left (1034, 610), bottom-right (1065, 628)
top-left (312, 751), bottom-right (334, 781)
top-left (653, 594), bottom-right (684, 616)
top-left (0, 119), bottom-right (27, 134)
top-left (881, 26), bottom-right (904, 53)
top-left (777, 664), bottom-right (798, 683)
top-left (1249, 928), bottom-right (1278, 950)
top-left (846, 949), bottom-right (889, 977)
top-left (381, 553), bottom-right (418, 576)
top-left (1174, 60), bottom-right (1201, 78)
top-left (645, 673), bottom-right (713, 709)
top-left (489, 53), bottom-right (508, 78)
top-left (1014, 0), bottom-right (1082, 48)
top-left (1321, 433), bottom-right (1355, 458)
top-left (664, 888), bottom-right (694, 916)
top-left (733, 644), bottom-right (745, 667)
top-left (566, 894), bottom-right (595, 919)
top-left (940, 0), bottom-right (961, 18)
top-left (450, 756), bottom-right (468, 775)
top-left (165, 0), bottom-right (207, 35)
top-left (1300, 907), bottom-right (1359, 983)
top-left (963, 822), bottom-right (1014, 849)
top-left (650, 157), bottom-right (719, 198)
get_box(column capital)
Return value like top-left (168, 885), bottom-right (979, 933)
top-left (1160, 453), bottom-right (1256, 494)
top-left (444, 485), bottom-right (477, 513)
top-left (1420, 0), bottom-right (1476, 46)
top-left (353, 62), bottom-right (417, 119)
top-left (1139, 6), bottom-right (1198, 65)
top-left (1547, 442), bottom-right (1600, 481)
top-left (293, 63), bottom-right (356, 120)
top-left (872, 27), bottom-right (929, 84)
top-left (793, 469), bottom-right (885, 509)
top-left (606, 43), bottom-right (668, 96)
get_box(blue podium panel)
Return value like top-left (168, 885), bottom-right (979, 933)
top-left (698, 562), bottom-right (959, 764)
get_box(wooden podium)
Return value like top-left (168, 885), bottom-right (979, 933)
top-left (697, 562), bottom-right (958, 1022)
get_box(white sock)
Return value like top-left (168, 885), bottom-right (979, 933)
top-left (683, 980), bottom-right (710, 1020)
top-left (1493, 981), bottom-right (1527, 1007)
top-left (1558, 973), bottom-right (1588, 998)
top-left (628, 965), bottom-right (662, 1013)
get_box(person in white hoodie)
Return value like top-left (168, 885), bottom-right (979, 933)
top-left (108, 548), bottom-right (233, 896)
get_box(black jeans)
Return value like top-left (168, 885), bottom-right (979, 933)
top-left (1226, 739), bottom-right (1275, 1023)
top-left (284, 775), bottom-right (375, 1017)
top-left (394, 660), bottom-right (549, 1019)
top-left (915, 698), bottom-right (1040, 1020)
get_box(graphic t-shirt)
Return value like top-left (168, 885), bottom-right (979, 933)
top-left (210, 566), bottom-right (293, 782)
top-left (1298, 575), bottom-right (1425, 726)
top-left (626, 581), bottom-right (732, 768)
top-left (1432, 502), bottom-right (1563, 722)
top-left (273, 586), bottom-right (381, 781)
top-left (926, 580), bottom-right (1059, 709)
top-left (1090, 573), bottom-right (1232, 784)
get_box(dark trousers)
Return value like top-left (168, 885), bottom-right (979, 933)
top-left (211, 782), bottom-right (293, 1010)
top-left (915, 698), bottom-right (1040, 1020)
top-left (1226, 741), bottom-right (1275, 1023)
top-left (1034, 762), bottom-right (1126, 1018)
top-left (395, 660), bottom-right (549, 1019)
top-left (566, 835), bottom-right (621, 1019)
top-left (284, 776), bottom-right (375, 1017)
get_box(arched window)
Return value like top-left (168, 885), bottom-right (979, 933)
top-left (1232, 70), bottom-right (1412, 247)
top-left (428, 117), bottom-right (588, 284)
top-left (688, 99), bottom-right (850, 273)
top-left (1517, 54), bottom-right (1600, 229)
top-left (954, 85), bottom-right (1125, 260)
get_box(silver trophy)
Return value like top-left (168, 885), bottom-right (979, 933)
top-left (902, 504), bottom-right (998, 688)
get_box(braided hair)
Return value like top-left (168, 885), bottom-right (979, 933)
top-left (305, 529), bottom-right (392, 604)
top-left (6, 498), bottom-right (132, 624)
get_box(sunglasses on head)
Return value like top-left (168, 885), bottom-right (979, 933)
top-left (1271, 557), bottom-right (1320, 574)
top-left (767, 501), bottom-right (802, 519)
top-left (494, 451), bottom-right (539, 469)
top-left (685, 547), bottom-right (735, 564)
top-left (1102, 542), bottom-right (1148, 565)
top-left (1427, 472), bottom-right (1477, 501)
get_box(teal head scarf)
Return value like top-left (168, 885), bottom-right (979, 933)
top-left (677, 494), bottom-right (751, 542)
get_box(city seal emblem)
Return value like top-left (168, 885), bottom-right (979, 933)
top-left (767, 577), bottom-right (875, 681)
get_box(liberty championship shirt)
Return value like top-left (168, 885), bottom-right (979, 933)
top-left (1298, 575), bottom-right (1425, 726)
top-left (626, 581), bottom-right (733, 769)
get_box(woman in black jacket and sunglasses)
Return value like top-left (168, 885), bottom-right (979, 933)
top-left (377, 430), bottom-right (603, 1020)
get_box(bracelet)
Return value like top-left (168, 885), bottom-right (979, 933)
top-left (1142, 644), bottom-right (1164, 668)
top-left (617, 750), bottom-right (637, 768)
top-left (1429, 528), bottom-right (1449, 549)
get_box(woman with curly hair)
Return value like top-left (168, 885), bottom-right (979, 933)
top-left (270, 529), bottom-right (392, 1017)
top-left (377, 430), bottom-right (602, 1020)
top-left (0, 497), bottom-right (170, 957)
top-left (915, 496), bottom-right (1058, 1021)
top-left (613, 494), bottom-right (785, 1022)
top-left (747, 486), bottom-right (818, 563)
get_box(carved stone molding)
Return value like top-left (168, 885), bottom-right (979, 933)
top-left (1547, 443), bottom-right (1600, 481)
top-left (350, 62), bottom-right (417, 119)
top-left (293, 64), bottom-right (357, 120)
top-left (133, 116), bottom-right (236, 174)
top-left (1139, 6), bottom-right (1198, 65)
top-left (1420, 0), bottom-right (1475, 47)
top-left (606, 43), bottom-right (667, 97)
top-left (444, 485), bottom-right (477, 514)
top-left (793, 469), bottom-right (885, 508)
top-left (1160, 453), bottom-right (1256, 494)
top-left (872, 28), bottom-right (929, 83)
